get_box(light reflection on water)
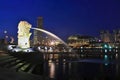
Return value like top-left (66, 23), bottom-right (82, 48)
top-left (45, 54), bottom-right (120, 80)
top-left (48, 61), bottom-right (55, 78)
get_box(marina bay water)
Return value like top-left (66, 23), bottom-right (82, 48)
top-left (42, 52), bottom-right (119, 80)
top-left (4, 50), bottom-right (119, 80)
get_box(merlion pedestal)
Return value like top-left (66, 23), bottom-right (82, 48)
top-left (18, 21), bottom-right (32, 48)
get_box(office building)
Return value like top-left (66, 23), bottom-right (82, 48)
top-left (67, 35), bottom-right (96, 48)
top-left (100, 30), bottom-right (111, 42)
top-left (33, 17), bottom-right (43, 45)
top-left (113, 29), bottom-right (120, 42)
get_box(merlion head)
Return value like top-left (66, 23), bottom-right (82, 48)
top-left (18, 21), bottom-right (31, 33)
top-left (17, 21), bottom-right (32, 48)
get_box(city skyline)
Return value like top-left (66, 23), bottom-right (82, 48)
top-left (0, 0), bottom-right (120, 40)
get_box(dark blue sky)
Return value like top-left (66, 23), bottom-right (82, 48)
top-left (0, 0), bottom-right (120, 41)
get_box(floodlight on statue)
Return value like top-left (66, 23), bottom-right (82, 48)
top-left (17, 21), bottom-right (32, 48)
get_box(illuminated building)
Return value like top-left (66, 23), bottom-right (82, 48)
top-left (100, 29), bottom-right (120, 43)
top-left (67, 35), bottom-right (96, 48)
top-left (34, 17), bottom-right (43, 45)
top-left (113, 29), bottom-right (120, 42)
top-left (100, 30), bottom-right (111, 42)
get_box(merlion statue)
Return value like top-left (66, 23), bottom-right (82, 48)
top-left (18, 21), bottom-right (32, 48)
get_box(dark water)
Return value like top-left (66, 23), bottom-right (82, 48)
top-left (42, 54), bottom-right (120, 80)
top-left (5, 52), bottom-right (120, 80)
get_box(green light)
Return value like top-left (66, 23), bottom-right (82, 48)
top-left (109, 46), bottom-right (112, 49)
top-left (104, 44), bottom-right (107, 48)
top-left (104, 55), bottom-right (108, 59)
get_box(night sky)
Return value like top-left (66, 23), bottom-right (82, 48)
top-left (0, 0), bottom-right (120, 41)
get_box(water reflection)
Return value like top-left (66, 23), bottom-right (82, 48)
top-left (48, 61), bottom-right (55, 78)
top-left (116, 54), bottom-right (118, 59)
top-left (42, 52), bottom-right (120, 80)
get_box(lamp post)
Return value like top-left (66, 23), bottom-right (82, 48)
top-left (4, 30), bottom-right (8, 44)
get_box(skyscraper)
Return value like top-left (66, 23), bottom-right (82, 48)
top-left (113, 29), bottom-right (120, 42)
top-left (100, 30), bottom-right (111, 42)
top-left (34, 17), bottom-right (43, 45)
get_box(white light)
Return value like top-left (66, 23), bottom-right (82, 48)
top-left (81, 47), bottom-right (83, 49)
top-left (4, 30), bottom-right (7, 33)
top-left (12, 48), bottom-right (22, 52)
top-left (7, 45), bottom-right (16, 50)
top-left (116, 54), bottom-right (118, 57)
top-left (23, 48), bottom-right (34, 52)
top-left (38, 46), bottom-right (41, 50)
top-left (105, 49), bottom-right (107, 53)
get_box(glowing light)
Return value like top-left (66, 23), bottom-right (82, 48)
top-left (104, 44), bottom-right (107, 48)
top-left (104, 55), bottom-right (108, 59)
top-left (116, 54), bottom-right (118, 59)
top-left (38, 46), bottom-right (41, 50)
top-left (109, 46), bottom-right (112, 49)
top-left (49, 62), bottom-right (55, 78)
top-left (7, 45), bottom-right (16, 50)
top-left (81, 47), bottom-right (83, 49)
top-left (105, 63), bottom-right (108, 66)
top-left (105, 49), bottom-right (107, 53)
top-left (116, 46), bottom-right (118, 48)
top-left (4, 30), bottom-right (7, 33)
top-left (5, 36), bottom-right (8, 38)
top-left (23, 48), bottom-right (34, 52)
top-left (12, 48), bottom-right (22, 52)
top-left (50, 41), bottom-right (55, 45)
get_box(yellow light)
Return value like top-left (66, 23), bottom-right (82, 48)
top-left (50, 41), bottom-right (54, 45)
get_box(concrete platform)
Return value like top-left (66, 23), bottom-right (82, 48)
top-left (0, 67), bottom-right (45, 80)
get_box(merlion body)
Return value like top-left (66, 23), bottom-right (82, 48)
top-left (18, 21), bottom-right (32, 48)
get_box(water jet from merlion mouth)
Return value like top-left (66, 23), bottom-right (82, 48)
top-left (31, 27), bottom-right (68, 47)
